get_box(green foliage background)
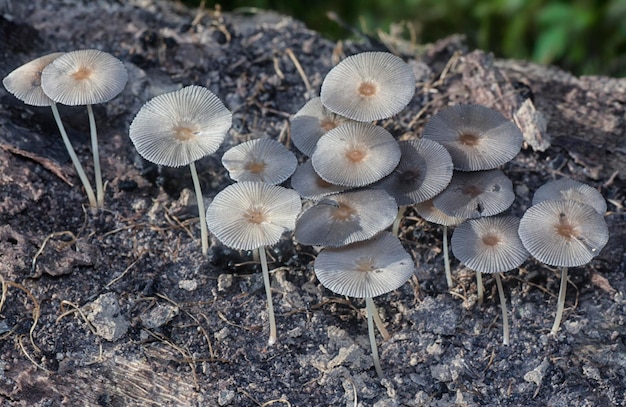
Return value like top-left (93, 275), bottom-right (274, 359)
top-left (190, 0), bottom-right (626, 77)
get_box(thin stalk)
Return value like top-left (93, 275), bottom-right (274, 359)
top-left (189, 161), bottom-right (208, 255)
top-left (50, 103), bottom-right (97, 208)
top-left (443, 225), bottom-right (453, 289)
top-left (494, 273), bottom-right (509, 345)
top-left (259, 247), bottom-right (277, 345)
top-left (392, 205), bottom-right (406, 237)
top-left (366, 297), bottom-right (384, 379)
top-left (551, 267), bottom-right (569, 336)
top-left (86, 104), bottom-right (104, 207)
top-left (371, 303), bottom-right (390, 341)
top-left (476, 270), bottom-right (484, 304)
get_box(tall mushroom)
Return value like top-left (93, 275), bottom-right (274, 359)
top-left (206, 181), bottom-right (302, 345)
top-left (314, 232), bottom-right (415, 378)
top-left (129, 85), bottom-right (232, 255)
top-left (41, 49), bottom-right (128, 208)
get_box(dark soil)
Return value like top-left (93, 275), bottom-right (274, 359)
top-left (0, 1), bottom-right (625, 406)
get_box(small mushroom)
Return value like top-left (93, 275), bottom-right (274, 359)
top-left (518, 199), bottom-right (609, 335)
top-left (3, 52), bottom-right (97, 207)
top-left (451, 216), bottom-right (529, 345)
top-left (532, 178), bottom-right (607, 215)
top-left (312, 122), bottom-right (401, 188)
top-left (206, 181), bottom-right (302, 345)
top-left (289, 160), bottom-right (350, 201)
top-left (314, 231), bottom-right (415, 378)
top-left (221, 138), bottom-right (297, 185)
top-left (294, 189), bottom-right (397, 247)
top-left (129, 85), bottom-right (232, 255)
top-left (41, 49), bottom-right (128, 207)
top-left (422, 104), bottom-right (523, 171)
top-left (320, 51), bottom-right (416, 122)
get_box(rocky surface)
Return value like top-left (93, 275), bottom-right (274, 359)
top-left (0, 1), bottom-right (625, 406)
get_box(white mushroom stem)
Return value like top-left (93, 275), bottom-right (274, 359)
top-left (365, 297), bottom-right (384, 379)
top-left (189, 161), bottom-right (208, 255)
top-left (50, 103), bottom-right (97, 208)
top-left (494, 273), bottom-right (510, 345)
top-left (551, 267), bottom-right (569, 336)
top-left (372, 307), bottom-right (390, 341)
top-left (392, 205), bottom-right (406, 237)
top-left (86, 104), bottom-right (104, 208)
top-left (476, 270), bottom-right (484, 304)
top-left (443, 225), bottom-right (453, 289)
top-left (259, 247), bottom-right (277, 345)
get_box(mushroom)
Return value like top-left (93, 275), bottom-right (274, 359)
top-left (451, 216), bottom-right (529, 345)
top-left (206, 181), bottom-right (302, 345)
top-left (41, 49), bottom-right (128, 207)
top-left (414, 198), bottom-right (466, 289)
top-left (289, 160), bottom-right (350, 201)
top-left (433, 169), bottom-right (515, 219)
top-left (518, 199), bottom-right (609, 335)
top-left (422, 104), bottom-right (523, 171)
top-left (320, 51), bottom-right (416, 122)
top-left (290, 97), bottom-right (354, 156)
top-left (311, 122), bottom-right (401, 188)
top-left (294, 189), bottom-right (397, 247)
top-left (314, 231), bottom-right (415, 378)
top-left (532, 177), bottom-right (607, 215)
top-left (221, 138), bottom-right (297, 185)
top-left (2, 52), bottom-right (97, 208)
top-left (129, 85), bottom-right (232, 255)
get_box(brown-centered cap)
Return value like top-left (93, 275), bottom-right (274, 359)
top-left (221, 138), bottom-right (297, 185)
top-left (2, 52), bottom-right (65, 106)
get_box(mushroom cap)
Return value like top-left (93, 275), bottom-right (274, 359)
top-left (2, 52), bottom-right (65, 106)
top-left (414, 198), bottom-right (465, 227)
top-left (294, 189), bottom-right (397, 247)
top-left (41, 49), bottom-right (128, 106)
top-left (311, 122), bottom-right (401, 188)
top-left (422, 104), bottom-right (523, 171)
top-left (290, 97), bottom-right (354, 156)
top-left (314, 231), bottom-right (415, 298)
top-left (221, 138), bottom-right (297, 185)
top-left (518, 199), bottom-right (609, 267)
top-left (290, 160), bottom-right (350, 200)
top-left (320, 51), bottom-right (416, 122)
top-left (451, 216), bottom-right (529, 274)
top-left (206, 181), bottom-right (302, 251)
top-left (433, 169), bottom-right (515, 219)
top-left (371, 138), bottom-right (453, 205)
top-left (129, 85), bottom-right (232, 167)
top-left (532, 178), bottom-right (607, 215)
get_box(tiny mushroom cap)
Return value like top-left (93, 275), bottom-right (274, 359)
top-left (320, 51), bottom-right (416, 122)
top-left (518, 199), bottom-right (609, 268)
top-left (314, 231), bottom-right (415, 298)
top-left (451, 216), bottom-right (529, 274)
top-left (372, 138), bottom-right (454, 206)
top-left (290, 97), bottom-right (354, 156)
top-left (221, 138), bottom-right (297, 185)
top-left (129, 85), bottom-right (232, 167)
top-left (414, 198), bottom-right (465, 227)
top-left (206, 181), bottom-right (302, 251)
top-left (295, 189), bottom-right (397, 247)
top-left (290, 160), bottom-right (350, 201)
top-left (422, 104), bottom-right (523, 171)
top-left (532, 178), bottom-right (607, 215)
top-left (312, 122), bottom-right (401, 188)
top-left (41, 49), bottom-right (128, 106)
top-left (2, 52), bottom-right (65, 106)
top-left (433, 169), bottom-right (515, 219)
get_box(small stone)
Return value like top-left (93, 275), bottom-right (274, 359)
top-left (140, 303), bottom-right (179, 329)
top-left (217, 274), bottom-right (233, 291)
top-left (178, 279), bottom-right (198, 291)
top-left (84, 293), bottom-right (129, 342)
top-left (217, 389), bottom-right (235, 406)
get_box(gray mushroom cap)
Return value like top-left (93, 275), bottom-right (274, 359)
top-left (414, 198), bottom-right (466, 227)
top-left (518, 199), bottom-right (609, 268)
top-left (290, 160), bottom-right (350, 201)
top-left (451, 216), bottom-right (529, 274)
top-left (129, 85), bottom-right (232, 167)
top-left (314, 232), bottom-right (415, 298)
top-left (320, 51), bottom-right (416, 122)
top-left (206, 181), bottom-right (302, 251)
top-left (532, 178), bottom-right (607, 215)
top-left (295, 189), bottom-right (397, 247)
top-left (422, 104), bottom-right (523, 171)
top-left (433, 169), bottom-right (515, 219)
top-left (41, 49), bottom-right (128, 106)
top-left (2, 52), bottom-right (65, 107)
top-left (221, 138), bottom-right (297, 185)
